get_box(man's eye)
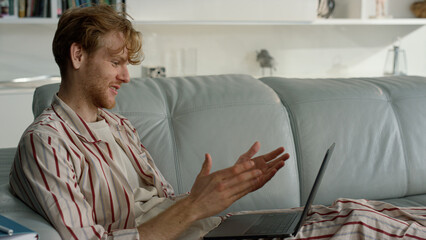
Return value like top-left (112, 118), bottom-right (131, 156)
top-left (112, 61), bottom-right (119, 66)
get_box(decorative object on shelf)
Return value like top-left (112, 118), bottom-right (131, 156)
top-left (411, 0), bottom-right (426, 18)
top-left (370, 0), bottom-right (392, 19)
top-left (142, 66), bottom-right (166, 78)
top-left (256, 49), bottom-right (276, 76)
top-left (317, 0), bottom-right (335, 18)
top-left (384, 41), bottom-right (407, 76)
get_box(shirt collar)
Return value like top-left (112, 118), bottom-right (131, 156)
top-left (51, 94), bottom-right (122, 143)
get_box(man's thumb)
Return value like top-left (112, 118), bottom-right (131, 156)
top-left (200, 153), bottom-right (212, 176)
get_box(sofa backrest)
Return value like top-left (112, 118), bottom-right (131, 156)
top-left (32, 74), bottom-right (299, 213)
top-left (261, 76), bottom-right (426, 205)
top-left (33, 74), bottom-right (426, 209)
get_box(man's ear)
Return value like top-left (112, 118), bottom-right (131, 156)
top-left (70, 43), bottom-right (85, 70)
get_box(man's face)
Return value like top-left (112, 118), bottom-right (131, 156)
top-left (80, 31), bottom-right (130, 109)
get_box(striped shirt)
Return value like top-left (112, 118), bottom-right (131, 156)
top-left (9, 95), bottom-right (175, 240)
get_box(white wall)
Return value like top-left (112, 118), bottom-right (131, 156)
top-left (134, 24), bottom-right (426, 78)
top-left (1, 23), bottom-right (425, 82)
top-left (0, 90), bottom-right (34, 148)
top-left (1, 0), bottom-right (426, 148)
top-left (126, 0), bottom-right (317, 21)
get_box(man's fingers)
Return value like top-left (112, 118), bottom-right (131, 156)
top-left (266, 153), bottom-right (289, 169)
top-left (255, 146), bottom-right (285, 163)
top-left (237, 141), bottom-right (261, 163)
top-left (219, 160), bottom-right (255, 180)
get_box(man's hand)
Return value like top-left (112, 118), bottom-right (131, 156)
top-left (187, 142), bottom-right (290, 220)
top-left (235, 141), bottom-right (289, 191)
top-left (137, 142), bottom-right (289, 239)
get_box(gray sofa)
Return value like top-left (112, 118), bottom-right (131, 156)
top-left (1, 74), bottom-right (426, 238)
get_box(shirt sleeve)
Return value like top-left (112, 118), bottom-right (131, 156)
top-left (10, 131), bottom-right (140, 240)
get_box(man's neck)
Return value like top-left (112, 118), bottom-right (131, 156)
top-left (57, 82), bottom-right (99, 123)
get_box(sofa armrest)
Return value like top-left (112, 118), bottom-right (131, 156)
top-left (0, 147), bottom-right (61, 239)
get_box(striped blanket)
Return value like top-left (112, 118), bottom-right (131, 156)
top-left (290, 198), bottom-right (426, 240)
top-left (229, 198), bottom-right (426, 240)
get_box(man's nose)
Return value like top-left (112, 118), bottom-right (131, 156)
top-left (118, 65), bottom-right (130, 83)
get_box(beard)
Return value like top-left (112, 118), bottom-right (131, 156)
top-left (84, 80), bottom-right (116, 109)
top-left (82, 63), bottom-right (117, 110)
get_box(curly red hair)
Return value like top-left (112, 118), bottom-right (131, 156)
top-left (52, 4), bottom-right (143, 76)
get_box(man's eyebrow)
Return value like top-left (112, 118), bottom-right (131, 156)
top-left (110, 54), bottom-right (128, 62)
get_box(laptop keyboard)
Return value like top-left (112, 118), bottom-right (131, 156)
top-left (245, 213), bottom-right (298, 235)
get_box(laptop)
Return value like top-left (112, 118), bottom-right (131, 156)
top-left (204, 143), bottom-right (336, 239)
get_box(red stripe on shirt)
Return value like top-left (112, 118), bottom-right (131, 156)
top-left (30, 134), bottom-right (50, 191)
top-left (52, 104), bottom-right (66, 122)
top-left (66, 183), bottom-right (83, 227)
top-left (298, 221), bottom-right (426, 240)
top-left (127, 146), bottom-right (153, 179)
top-left (30, 134), bottom-right (79, 240)
top-left (337, 199), bottom-right (402, 213)
top-left (98, 113), bottom-right (111, 126)
top-left (40, 123), bottom-right (58, 132)
top-left (91, 226), bottom-right (101, 239)
top-left (79, 141), bottom-right (115, 224)
top-left (101, 109), bottom-right (121, 125)
top-left (406, 234), bottom-right (426, 240)
top-left (343, 221), bottom-right (426, 239)
top-left (13, 151), bottom-right (36, 210)
top-left (84, 158), bottom-right (98, 223)
top-left (122, 187), bottom-right (131, 229)
top-left (47, 136), bottom-right (60, 177)
top-left (53, 148), bottom-right (60, 177)
top-left (77, 115), bottom-right (97, 142)
top-left (106, 142), bottom-right (113, 160)
top-left (305, 208), bottom-right (409, 227)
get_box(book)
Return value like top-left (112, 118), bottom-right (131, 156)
top-left (18, 0), bottom-right (25, 17)
top-left (0, 215), bottom-right (38, 239)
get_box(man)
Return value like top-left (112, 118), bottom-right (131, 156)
top-left (9, 4), bottom-right (289, 240)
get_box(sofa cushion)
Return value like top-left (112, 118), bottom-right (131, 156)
top-left (0, 148), bottom-right (15, 184)
top-left (364, 76), bottom-right (426, 196)
top-left (260, 76), bottom-right (426, 206)
top-left (382, 194), bottom-right (426, 207)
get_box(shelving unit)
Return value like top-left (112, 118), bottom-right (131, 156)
top-left (2, 0), bottom-right (425, 26)
top-left (0, 0), bottom-right (123, 24)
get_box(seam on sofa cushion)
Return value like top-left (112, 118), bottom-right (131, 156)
top-left (277, 101), bottom-right (303, 207)
top-left (167, 115), bottom-right (183, 194)
top-left (130, 81), bottom-right (183, 194)
top-left (362, 78), bottom-right (409, 198)
top-left (158, 96), bottom-right (184, 195)
top-left (259, 79), bottom-right (303, 207)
